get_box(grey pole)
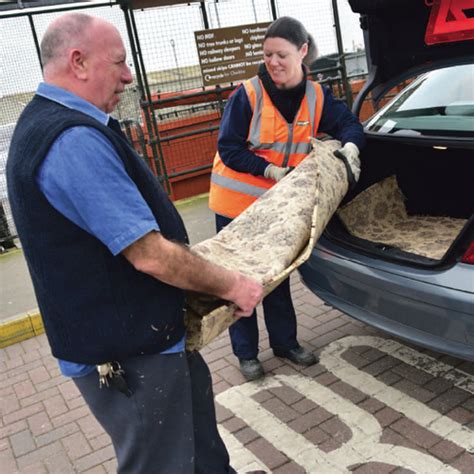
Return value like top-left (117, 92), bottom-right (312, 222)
top-left (332, 0), bottom-right (353, 108)
top-left (251, 0), bottom-right (258, 22)
top-left (170, 39), bottom-right (183, 90)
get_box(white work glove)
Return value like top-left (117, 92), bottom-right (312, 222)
top-left (334, 142), bottom-right (361, 188)
top-left (264, 164), bottom-right (292, 182)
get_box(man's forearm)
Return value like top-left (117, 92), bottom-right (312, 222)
top-left (123, 231), bottom-right (236, 299)
top-left (123, 231), bottom-right (263, 317)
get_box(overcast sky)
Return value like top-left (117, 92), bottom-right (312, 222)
top-left (0, 0), bottom-right (364, 96)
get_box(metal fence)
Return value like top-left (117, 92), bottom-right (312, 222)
top-left (0, 0), bottom-right (366, 246)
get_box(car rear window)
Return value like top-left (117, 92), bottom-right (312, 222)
top-left (366, 64), bottom-right (474, 138)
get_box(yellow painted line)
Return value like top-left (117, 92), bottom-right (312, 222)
top-left (174, 192), bottom-right (209, 209)
top-left (0, 247), bottom-right (22, 259)
top-left (0, 309), bottom-right (44, 349)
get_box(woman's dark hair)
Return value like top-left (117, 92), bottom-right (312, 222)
top-left (264, 16), bottom-right (318, 66)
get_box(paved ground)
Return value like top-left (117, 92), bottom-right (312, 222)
top-left (1, 196), bottom-right (473, 473)
top-left (0, 250), bottom-right (36, 322)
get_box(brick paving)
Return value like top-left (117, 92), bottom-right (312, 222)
top-left (1, 275), bottom-right (473, 473)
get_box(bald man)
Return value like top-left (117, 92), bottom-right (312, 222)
top-left (7, 13), bottom-right (262, 473)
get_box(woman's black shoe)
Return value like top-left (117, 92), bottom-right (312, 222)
top-left (239, 358), bottom-right (264, 381)
top-left (273, 346), bottom-right (318, 366)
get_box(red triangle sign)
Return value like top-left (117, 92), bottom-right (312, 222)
top-left (425, 0), bottom-right (474, 44)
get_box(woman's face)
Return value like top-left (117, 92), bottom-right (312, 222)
top-left (263, 37), bottom-right (308, 89)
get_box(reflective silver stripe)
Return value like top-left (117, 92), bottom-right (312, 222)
top-left (247, 79), bottom-right (317, 155)
top-left (251, 140), bottom-right (312, 155)
top-left (253, 142), bottom-right (287, 153)
top-left (290, 142), bottom-right (312, 154)
top-left (248, 77), bottom-right (262, 148)
top-left (306, 82), bottom-right (317, 134)
top-left (282, 123), bottom-right (294, 167)
top-left (251, 141), bottom-right (310, 154)
top-left (211, 173), bottom-right (267, 198)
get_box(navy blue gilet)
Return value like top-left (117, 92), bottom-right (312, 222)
top-left (7, 95), bottom-right (189, 364)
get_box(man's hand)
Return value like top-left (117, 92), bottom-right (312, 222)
top-left (333, 142), bottom-right (361, 188)
top-left (223, 273), bottom-right (264, 317)
top-left (264, 164), bottom-right (291, 182)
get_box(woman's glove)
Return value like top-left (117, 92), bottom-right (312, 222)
top-left (264, 164), bottom-right (292, 182)
top-left (333, 142), bottom-right (361, 188)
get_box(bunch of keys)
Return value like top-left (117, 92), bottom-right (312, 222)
top-left (97, 361), bottom-right (133, 397)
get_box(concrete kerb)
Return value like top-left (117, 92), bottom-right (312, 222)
top-left (0, 192), bottom-right (211, 349)
top-left (173, 192), bottom-right (209, 210)
top-left (0, 309), bottom-right (44, 348)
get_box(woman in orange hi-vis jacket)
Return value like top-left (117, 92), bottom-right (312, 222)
top-left (209, 16), bottom-right (365, 381)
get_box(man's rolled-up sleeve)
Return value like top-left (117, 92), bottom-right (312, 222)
top-left (37, 126), bottom-right (159, 256)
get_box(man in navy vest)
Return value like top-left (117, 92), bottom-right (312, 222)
top-left (7, 13), bottom-right (263, 473)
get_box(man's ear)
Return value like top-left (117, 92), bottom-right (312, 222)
top-left (69, 49), bottom-right (88, 80)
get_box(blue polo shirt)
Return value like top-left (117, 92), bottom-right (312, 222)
top-left (35, 83), bottom-right (185, 377)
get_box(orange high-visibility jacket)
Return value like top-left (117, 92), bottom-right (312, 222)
top-left (209, 76), bottom-right (324, 218)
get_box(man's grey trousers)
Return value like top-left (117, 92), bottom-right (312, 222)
top-left (74, 350), bottom-right (234, 473)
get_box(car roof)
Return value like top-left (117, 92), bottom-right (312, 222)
top-left (349, 0), bottom-right (474, 101)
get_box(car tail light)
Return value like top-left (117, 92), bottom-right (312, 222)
top-left (461, 242), bottom-right (474, 264)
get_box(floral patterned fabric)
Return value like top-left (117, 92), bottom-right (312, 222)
top-left (338, 175), bottom-right (467, 261)
top-left (185, 139), bottom-right (346, 351)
